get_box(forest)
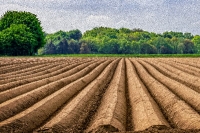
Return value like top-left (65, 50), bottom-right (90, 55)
top-left (40, 27), bottom-right (200, 55)
top-left (1, 11), bottom-right (200, 55)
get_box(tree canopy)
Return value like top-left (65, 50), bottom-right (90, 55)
top-left (0, 11), bottom-right (198, 55)
top-left (40, 27), bottom-right (199, 55)
top-left (0, 11), bottom-right (45, 55)
top-left (79, 27), bottom-right (196, 54)
top-left (40, 29), bottom-right (82, 55)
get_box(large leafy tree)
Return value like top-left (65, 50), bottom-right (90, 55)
top-left (0, 11), bottom-right (45, 55)
top-left (0, 24), bottom-right (37, 55)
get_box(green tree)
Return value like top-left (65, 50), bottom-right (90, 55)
top-left (140, 43), bottom-right (157, 54)
top-left (151, 37), bottom-right (173, 54)
top-left (104, 39), bottom-right (120, 54)
top-left (163, 31), bottom-right (173, 39)
top-left (56, 38), bottom-right (68, 54)
top-left (192, 35), bottom-right (200, 53)
top-left (45, 30), bottom-right (70, 45)
top-left (43, 40), bottom-right (56, 54)
top-left (0, 24), bottom-right (37, 55)
top-left (80, 39), bottom-right (99, 54)
top-left (184, 32), bottom-right (193, 39)
top-left (68, 29), bottom-right (82, 40)
top-left (80, 42), bottom-right (90, 54)
top-left (163, 31), bottom-right (184, 38)
top-left (170, 37), bottom-right (179, 54)
top-left (119, 39), bottom-right (133, 54)
top-left (80, 27), bottom-right (197, 55)
top-left (68, 39), bottom-right (80, 54)
top-left (119, 28), bottom-right (132, 34)
top-left (183, 39), bottom-right (195, 54)
top-left (0, 11), bottom-right (45, 55)
top-left (132, 41), bottom-right (140, 54)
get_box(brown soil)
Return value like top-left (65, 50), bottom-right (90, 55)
top-left (0, 57), bottom-right (200, 133)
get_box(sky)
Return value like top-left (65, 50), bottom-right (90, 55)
top-left (0, 0), bottom-right (200, 35)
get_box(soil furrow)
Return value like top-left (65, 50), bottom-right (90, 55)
top-left (158, 59), bottom-right (200, 77)
top-left (0, 60), bottom-right (96, 93)
top-left (0, 59), bottom-right (111, 133)
top-left (0, 63), bottom-right (48, 79)
top-left (126, 59), bottom-right (170, 131)
top-left (145, 60), bottom-right (200, 93)
top-left (171, 58), bottom-right (200, 69)
top-left (0, 63), bottom-right (56, 83)
top-left (131, 59), bottom-right (200, 129)
top-left (86, 59), bottom-right (127, 133)
top-left (0, 60), bottom-right (55, 75)
top-left (0, 59), bottom-right (91, 84)
top-left (0, 57), bottom-right (200, 133)
top-left (0, 58), bottom-right (90, 80)
top-left (0, 60), bottom-right (98, 105)
top-left (139, 60), bottom-right (200, 114)
top-left (124, 59), bottom-right (134, 132)
top-left (36, 59), bottom-right (119, 133)
top-left (0, 60), bottom-right (106, 121)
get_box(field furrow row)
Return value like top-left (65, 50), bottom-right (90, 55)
top-left (0, 59), bottom-right (112, 132)
top-left (125, 59), bottom-right (170, 131)
top-left (0, 59), bottom-right (98, 92)
top-left (0, 58), bottom-right (64, 73)
top-left (158, 59), bottom-right (200, 77)
top-left (0, 58), bottom-right (87, 76)
top-left (0, 60), bottom-right (102, 104)
top-left (139, 60), bottom-right (200, 114)
top-left (0, 58), bottom-right (89, 80)
top-left (0, 57), bottom-right (199, 133)
top-left (37, 59), bottom-right (119, 133)
top-left (86, 59), bottom-right (126, 133)
top-left (170, 58), bottom-right (200, 69)
top-left (0, 59), bottom-right (92, 84)
top-left (146, 59), bottom-right (200, 93)
top-left (131, 59), bottom-right (200, 129)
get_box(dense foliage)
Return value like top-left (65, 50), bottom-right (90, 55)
top-left (0, 11), bottom-right (45, 55)
top-left (81, 27), bottom-right (197, 54)
top-left (42, 27), bottom-right (200, 55)
top-left (0, 10), bottom-right (199, 55)
top-left (39, 30), bottom-right (82, 55)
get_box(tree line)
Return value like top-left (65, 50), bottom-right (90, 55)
top-left (38, 30), bottom-right (82, 55)
top-left (1, 11), bottom-right (200, 56)
top-left (42, 27), bottom-right (200, 55)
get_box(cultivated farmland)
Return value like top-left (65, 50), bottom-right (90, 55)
top-left (0, 57), bottom-right (200, 133)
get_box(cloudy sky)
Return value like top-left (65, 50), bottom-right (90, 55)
top-left (0, 0), bottom-right (200, 34)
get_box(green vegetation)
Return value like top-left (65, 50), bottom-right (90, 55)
top-left (1, 53), bottom-right (200, 58)
top-left (38, 30), bottom-right (82, 55)
top-left (0, 10), bottom-right (200, 56)
top-left (0, 11), bottom-right (45, 55)
top-left (35, 54), bottom-right (200, 58)
top-left (42, 27), bottom-right (200, 55)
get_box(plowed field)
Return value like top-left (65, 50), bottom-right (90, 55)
top-left (0, 57), bottom-right (200, 133)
